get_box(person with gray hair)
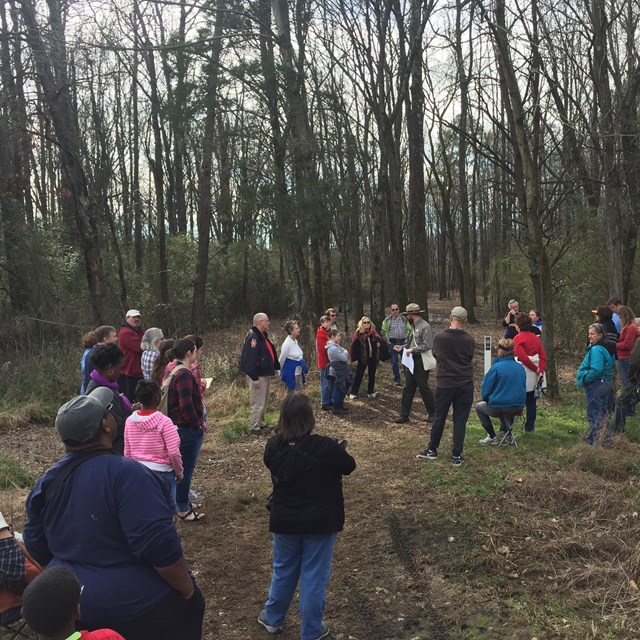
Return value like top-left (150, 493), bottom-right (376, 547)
top-left (418, 306), bottom-right (476, 466)
top-left (241, 313), bottom-right (280, 433)
top-left (502, 299), bottom-right (519, 339)
top-left (577, 323), bottom-right (616, 445)
top-left (141, 327), bottom-right (165, 381)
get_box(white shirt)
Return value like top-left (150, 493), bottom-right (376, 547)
top-left (279, 336), bottom-right (304, 375)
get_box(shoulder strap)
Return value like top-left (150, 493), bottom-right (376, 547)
top-left (43, 450), bottom-right (114, 501)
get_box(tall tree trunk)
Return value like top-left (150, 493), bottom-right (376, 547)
top-left (19, 0), bottom-right (106, 321)
top-left (191, 0), bottom-right (225, 328)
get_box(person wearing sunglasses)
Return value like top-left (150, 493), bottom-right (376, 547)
top-left (325, 308), bottom-right (338, 331)
top-left (348, 317), bottom-right (382, 399)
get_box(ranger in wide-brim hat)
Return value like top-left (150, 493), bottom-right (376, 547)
top-left (403, 303), bottom-right (425, 316)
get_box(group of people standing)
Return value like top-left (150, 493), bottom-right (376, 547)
top-left (79, 310), bottom-right (208, 522)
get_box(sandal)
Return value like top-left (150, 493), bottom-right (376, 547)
top-left (178, 509), bottom-right (205, 523)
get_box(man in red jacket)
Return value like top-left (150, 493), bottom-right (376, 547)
top-left (316, 315), bottom-right (333, 410)
top-left (118, 309), bottom-right (144, 401)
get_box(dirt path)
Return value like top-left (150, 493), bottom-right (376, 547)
top-left (2, 301), bottom-right (599, 639)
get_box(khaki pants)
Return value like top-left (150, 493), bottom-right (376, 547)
top-left (248, 375), bottom-right (271, 429)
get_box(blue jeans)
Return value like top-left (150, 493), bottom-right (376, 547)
top-left (320, 367), bottom-right (331, 405)
top-left (332, 383), bottom-right (346, 407)
top-left (263, 533), bottom-right (337, 640)
top-left (154, 470), bottom-right (177, 513)
top-left (585, 381), bottom-right (612, 444)
top-left (176, 427), bottom-right (204, 513)
top-left (389, 339), bottom-right (405, 382)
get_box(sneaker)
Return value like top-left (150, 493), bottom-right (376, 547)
top-left (189, 489), bottom-right (203, 501)
top-left (452, 455), bottom-right (464, 466)
top-left (394, 416), bottom-right (409, 424)
top-left (417, 448), bottom-right (437, 459)
top-left (479, 435), bottom-right (498, 445)
top-left (315, 623), bottom-right (330, 639)
top-left (368, 392), bottom-right (377, 398)
top-left (349, 394), bottom-right (357, 400)
top-left (257, 610), bottom-right (282, 634)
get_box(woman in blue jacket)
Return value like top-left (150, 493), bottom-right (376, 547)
top-left (577, 323), bottom-right (616, 445)
top-left (476, 338), bottom-right (526, 444)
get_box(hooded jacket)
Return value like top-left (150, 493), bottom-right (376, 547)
top-left (124, 410), bottom-right (184, 477)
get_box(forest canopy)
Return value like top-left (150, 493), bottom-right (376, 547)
top-left (2, 0), bottom-right (639, 396)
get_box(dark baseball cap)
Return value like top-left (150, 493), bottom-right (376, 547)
top-left (55, 387), bottom-right (113, 445)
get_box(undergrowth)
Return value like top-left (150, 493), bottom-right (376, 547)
top-left (0, 454), bottom-right (33, 489)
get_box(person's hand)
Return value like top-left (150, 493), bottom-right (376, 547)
top-left (176, 474), bottom-right (184, 483)
top-left (393, 345), bottom-right (403, 352)
top-left (131, 402), bottom-right (142, 411)
top-left (253, 380), bottom-right (260, 388)
top-left (405, 348), bottom-right (413, 354)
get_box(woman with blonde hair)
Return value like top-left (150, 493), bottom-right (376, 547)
top-left (349, 316), bottom-right (382, 399)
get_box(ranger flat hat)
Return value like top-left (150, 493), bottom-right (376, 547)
top-left (403, 303), bottom-right (425, 315)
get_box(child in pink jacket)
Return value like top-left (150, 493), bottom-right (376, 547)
top-left (124, 379), bottom-right (183, 512)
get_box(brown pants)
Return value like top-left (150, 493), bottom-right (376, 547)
top-left (248, 375), bottom-right (271, 429)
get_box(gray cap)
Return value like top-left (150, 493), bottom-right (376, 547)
top-left (451, 306), bottom-right (468, 322)
top-left (55, 387), bottom-right (113, 445)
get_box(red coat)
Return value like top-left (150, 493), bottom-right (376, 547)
top-left (617, 324), bottom-right (638, 360)
top-left (119, 323), bottom-right (144, 377)
top-left (316, 326), bottom-right (330, 369)
top-left (513, 330), bottom-right (546, 373)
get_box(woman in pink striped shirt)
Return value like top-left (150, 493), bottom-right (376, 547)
top-left (124, 380), bottom-right (184, 512)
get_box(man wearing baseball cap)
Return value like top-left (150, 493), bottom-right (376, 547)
top-left (418, 306), bottom-right (476, 466)
top-left (23, 389), bottom-right (205, 639)
top-left (118, 309), bottom-right (144, 401)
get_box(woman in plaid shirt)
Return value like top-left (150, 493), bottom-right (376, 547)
top-left (166, 339), bottom-right (205, 522)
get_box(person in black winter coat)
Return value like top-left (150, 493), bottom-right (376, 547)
top-left (258, 393), bottom-right (355, 640)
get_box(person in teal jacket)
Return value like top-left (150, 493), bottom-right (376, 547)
top-left (577, 323), bottom-right (616, 445)
top-left (476, 339), bottom-right (526, 444)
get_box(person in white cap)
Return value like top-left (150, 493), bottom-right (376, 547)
top-left (23, 388), bottom-right (205, 639)
top-left (118, 309), bottom-right (144, 402)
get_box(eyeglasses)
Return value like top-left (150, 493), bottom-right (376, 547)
top-left (363, 321), bottom-right (371, 325)
top-left (330, 313), bottom-right (336, 317)
top-left (391, 308), bottom-right (399, 311)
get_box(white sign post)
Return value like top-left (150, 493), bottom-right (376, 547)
top-left (484, 336), bottom-right (492, 375)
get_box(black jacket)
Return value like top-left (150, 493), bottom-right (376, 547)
top-left (264, 434), bottom-right (356, 535)
top-left (240, 327), bottom-right (280, 380)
